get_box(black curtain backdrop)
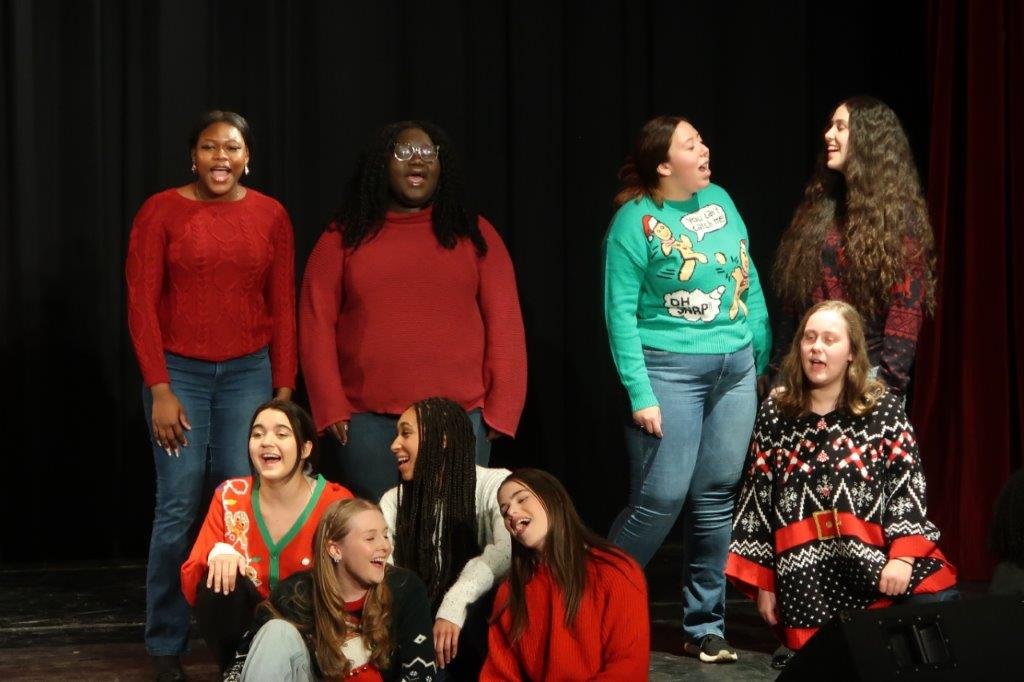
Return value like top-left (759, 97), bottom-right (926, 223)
top-left (1, 1), bottom-right (930, 561)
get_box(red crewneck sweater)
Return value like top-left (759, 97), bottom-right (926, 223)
top-left (125, 188), bottom-right (297, 388)
top-left (482, 549), bottom-right (650, 681)
top-left (299, 209), bottom-right (526, 436)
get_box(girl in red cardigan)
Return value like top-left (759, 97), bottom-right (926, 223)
top-left (482, 469), bottom-right (650, 681)
top-left (180, 399), bottom-right (352, 672)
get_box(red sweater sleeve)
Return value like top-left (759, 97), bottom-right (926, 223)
top-left (476, 219), bottom-right (527, 437)
top-left (126, 196), bottom-right (171, 386)
top-left (481, 582), bottom-right (525, 681)
top-left (594, 555), bottom-right (650, 680)
top-left (299, 229), bottom-right (354, 431)
top-left (267, 207), bottom-right (297, 389)
top-left (180, 490), bottom-right (228, 607)
top-left (879, 236), bottom-right (926, 392)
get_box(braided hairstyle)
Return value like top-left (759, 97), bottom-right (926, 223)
top-left (393, 397), bottom-right (479, 612)
top-left (330, 120), bottom-right (487, 256)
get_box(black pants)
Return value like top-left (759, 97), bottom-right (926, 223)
top-left (194, 573), bottom-right (262, 671)
top-left (445, 586), bottom-right (497, 681)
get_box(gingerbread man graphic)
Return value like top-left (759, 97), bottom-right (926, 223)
top-left (729, 239), bottom-right (750, 320)
top-left (642, 214), bottom-right (708, 281)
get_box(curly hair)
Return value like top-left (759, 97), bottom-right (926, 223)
top-left (393, 397), bottom-right (479, 613)
top-left (774, 300), bottom-right (886, 419)
top-left (330, 120), bottom-right (487, 255)
top-left (308, 498), bottom-right (394, 677)
top-left (495, 468), bottom-right (635, 643)
top-left (613, 115), bottom-right (688, 208)
top-left (990, 469), bottom-right (1024, 567)
top-left (773, 96), bottom-right (936, 319)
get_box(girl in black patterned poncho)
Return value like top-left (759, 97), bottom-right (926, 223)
top-left (726, 300), bottom-right (956, 652)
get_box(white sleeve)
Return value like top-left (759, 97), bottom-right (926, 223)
top-left (380, 486), bottom-right (399, 566)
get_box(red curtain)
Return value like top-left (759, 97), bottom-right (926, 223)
top-left (914, 0), bottom-right (1024, 581)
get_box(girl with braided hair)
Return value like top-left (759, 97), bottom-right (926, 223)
top-left (299, 120), bottom-right (527, 502)
top-left (380, 397), bottom-right (512, 680)
top-left (771, 96), bottom-right (937, 393)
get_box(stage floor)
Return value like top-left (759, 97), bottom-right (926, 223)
top-left (1, 545), bottom-right (977, 680)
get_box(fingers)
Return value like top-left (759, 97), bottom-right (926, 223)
top-left (328, 422), bottom-right (349, 445)
top-left (651, 414), bottom-right (663, 438)
top-left (433, 621), bottom-right (459, 668)
top-left (178, 407), bottom-right (191, 431)
top-left (339, 422), bottom-right (349, 445)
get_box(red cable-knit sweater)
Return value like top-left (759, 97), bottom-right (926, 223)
top-left (482, 548), bottom-right (650, 681)
top-left (126, 187), bottom-right (297, 388)
top-left (299, 208), bottom-right (527, 436)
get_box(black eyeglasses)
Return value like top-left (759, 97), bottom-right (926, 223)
top-left (393, 142), bottom-right (440, 163)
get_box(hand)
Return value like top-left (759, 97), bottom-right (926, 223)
top-left (273, 387), bottom-right (293, 401)
top-left (770, 385), bottom-right (786, 398)
top-left (150, 383), bottom-right (190, 456)
top-left (327, 421), bottom-right (349, 445)
top-left (757, 588), bottom-right (779, 626)
top-left (632, 406), bottom-right (663, 438)
top-left (756, 374), bottom-right (771, 400)
top-left (433, 618), bottom-right (461, 668)
top-left (486, 428), bottom-right (501, 441)
top-left (879, 557), bottom-right (913, 596)
top-left (207, 552), bottom-right (246, 595)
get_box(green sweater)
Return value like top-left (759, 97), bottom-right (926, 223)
top-left (603, 184), bottom-right (771, 411)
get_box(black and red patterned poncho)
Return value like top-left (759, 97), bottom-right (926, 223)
top-left (726, 391), bottom-right (957, 650)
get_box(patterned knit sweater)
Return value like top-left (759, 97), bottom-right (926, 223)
top-left (726, 392), bottom-right (956, 649)
top-left (126, 187), bottom-right (297, 388)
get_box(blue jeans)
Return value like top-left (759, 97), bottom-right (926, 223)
top-left (327, 408), bottom-right (491, 501)
top-left (609, 345), bottom-right (756, 641)
top-left (142, 347), bottom-right (271, 656)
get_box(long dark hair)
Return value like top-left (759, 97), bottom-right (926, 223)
top-left (393, 397), bottom-right (479, 612)
top-left (247, 398), bottom-right (320, 485)
top-left (496, 468), bottom-right (635, 642)
top-left (613, 115), bottom-right (688, 208)
top-left (330, 120), bottom-right (487, 255)
top-left (773, 95), bottom-right (936, 318)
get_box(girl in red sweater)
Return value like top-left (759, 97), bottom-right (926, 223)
top-left (483, 469), bottom-right (650, 681)
top-left (125, 110), bottom-right (296, 680)
top-left (299, 120), bottom-right (526, 502)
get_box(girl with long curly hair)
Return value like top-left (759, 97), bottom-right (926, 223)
top-left (727, 300), bottom-right (956, 659)
top-left (772, 96), bottom-right (936, 393)
top-left (380, 397), bottom-right (512, 679)
top-left (230, 498), bottom-right (437, 681)
top-left (299, 121), bottom-right (527, 502)
top-left (482, 468), bottom-right (649, 680)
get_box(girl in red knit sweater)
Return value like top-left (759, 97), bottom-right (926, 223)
top-left (482, 469), bottom-right (650, 681)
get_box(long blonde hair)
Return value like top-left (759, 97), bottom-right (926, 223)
top-left (774, 300), bottom-right (886, 418)
top-left (311, 499), bottom-right (394, 676)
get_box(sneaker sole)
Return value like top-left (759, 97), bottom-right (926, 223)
top-left (699, 650), bottom-right (739, 663)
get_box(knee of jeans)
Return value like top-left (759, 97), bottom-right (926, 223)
top-left (254, 618), bottom-right (304, 647)
top-left (635, 495), bottom-right (685, 519)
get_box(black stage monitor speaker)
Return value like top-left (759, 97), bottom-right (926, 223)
top-left (777, 594), bottom-right (1024, 681)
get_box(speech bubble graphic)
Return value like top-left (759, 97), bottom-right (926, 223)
top-left (664, 285), bottom-right (726, 322)
top-left (680, 204), bottom-right (727, 241)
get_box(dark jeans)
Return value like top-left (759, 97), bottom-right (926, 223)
top-left (445, 586), bottom-right (497, 681)
top-left (195, 575), bottom-right (263, 671)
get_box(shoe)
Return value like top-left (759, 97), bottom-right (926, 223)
top-left (152, 655), bottom-right (187, 681)
top-left (683, 634), bottom-right (739, 663)
top-left (771, 645), bottom-right (796, 670)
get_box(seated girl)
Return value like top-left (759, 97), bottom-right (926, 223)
top-left (232, 498), bottom-right (438, 681)
top-left (726, 300), bottom-right (957, 653)
top-left (379, 397), bottom-right (512, 679)
top-left (180, 399), bottom-right (352, 670)
top-left (482, 468), bottom-right (650, 680)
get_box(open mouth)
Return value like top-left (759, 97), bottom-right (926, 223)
top-left (210, 165), bottom-right (233, 182)
top-left (698, 161), bottom-right (710, 174)
top-left (260, 452), bottom-right (282, 464)
top-left (370, 556), bottom-right (387, 569)
top-left (511, 516), bottom-right (532, 538)
top-left (809, 359), bottom-right (827, 369)
top-left (396, 454), bottom-right (410, 466)
top-left (406, 172), bottom-right (426, 187)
